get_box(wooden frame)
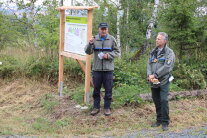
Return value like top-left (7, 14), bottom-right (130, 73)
top-left (57, 6), bottom-right (97, 103)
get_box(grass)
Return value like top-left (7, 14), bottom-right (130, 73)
top-left (0, 47), bottom-right (41, 69)
top-left (32, 117), bottom-right (52, 132)
top-left (40, 93), bottom-right (59, 112)
top-left (0, 78), bottom-right (206, 137)
top-left (0, 129), bottom-right (14, 135)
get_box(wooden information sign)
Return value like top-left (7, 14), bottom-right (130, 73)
top-left (57, 6), bottom-right (97, 103)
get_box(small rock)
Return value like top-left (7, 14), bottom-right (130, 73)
top-left (80, 106), bottom-right (88, 110)
top-left (75, 105), bottom-right (81, 108)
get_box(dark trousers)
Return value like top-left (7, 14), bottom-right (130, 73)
top-left (151, 82), bottom-right (170, 125)
top-left (92, 71), bottom-right (113, 109)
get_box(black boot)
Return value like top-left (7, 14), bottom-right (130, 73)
top-left (151, 121), bottom-right (161, 127)
top-left (162, 124), bottom-right (169, 131)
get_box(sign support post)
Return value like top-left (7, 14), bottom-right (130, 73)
top-left (59, 10), bottom-right (65, 97)
top-left (84, 9), bottom-right (93, 103)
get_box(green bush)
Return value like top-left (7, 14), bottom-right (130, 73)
top-left (113, 85), bottom-right (145, 107)
top-left (200, 63), bottom-right (207, 81)
top-left (25, 56), bottom-right (84, 83)
top-left (191, 62), bottom-right (207, 81)
top-left (26, 57), bottom-right (52, 78)
top-left (114, 56), bottom-right (148, 87)
top-left (173, 63), bottom-right (206, 90)
top-left (0, 55), bottom-right (20, 78)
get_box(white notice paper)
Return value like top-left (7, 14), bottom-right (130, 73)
top-left (64, 10), bottom-right (88, 56)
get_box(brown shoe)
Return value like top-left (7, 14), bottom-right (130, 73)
top-left (90, 108), bottom-right (100, 116)
top-left (104, 109), bottom-right (111, 116)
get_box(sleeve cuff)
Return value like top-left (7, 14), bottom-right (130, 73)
top-left (154, 73), bottom-right (158, 78)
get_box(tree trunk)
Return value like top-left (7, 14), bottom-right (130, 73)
top-left (125, 1), bottom-right (129, 53)
top-left (109, 0), bottom-right (122, 55)
top-left (117, 10), bottom-right (121, 48)
top-left (138, 89), bottom-right (207, 102)
top-left (132, 0), bottom-right (159, 60)
top-left (60, 0), bottom-right (63, 6)
top-left (116, 0), bottom-right (122, 55)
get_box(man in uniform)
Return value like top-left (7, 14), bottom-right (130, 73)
top-left (147, 32), bottom-right (175, 131)
top-left (85, 23), bottom-right (121, 116)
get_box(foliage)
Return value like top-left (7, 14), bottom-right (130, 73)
top-left (113, 85), bottom-right (144, 107)
top-left (34, 0), bottom-right (59, 56)
top-left (26, 56), bottom-right (58, 81)
top-left (197, 63), bottom-right (207, 81)
top-left (169, 82), bottom-right (184, 92)
top-left (114, 54), bottom-right (149, 88)
top-left (92, 1), bottom-right (117, 36)
top-left (1, 0), bottom-right (60, 55)
top-left (93, 0), bottom-right (153, 52)
top-left (156, 0), bottom-right (207, 90)
top-left (182, 53), bottom-right (207, 81)
top-left (120, 0), bottom-right (153, 50)
top-left (0, 11), bottom-right (22, 49)
top-left (158, 0), bottom-right (207, 58)
top-left (173, 63), bottom-right (206, 90)
top-left (0, 46), bottom-right (84, 84)
top-left (0, 55), bottom-right (20, 78)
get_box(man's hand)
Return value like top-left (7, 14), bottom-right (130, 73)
top-left (89, 36), bottom-right (95, 45)
top-left (103, 53), bottom-right (109, 59)
top-left (148, 75), bottom-right (155, 82)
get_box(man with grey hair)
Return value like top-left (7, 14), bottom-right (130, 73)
top-left (147, 32), bottom-right (175, 131)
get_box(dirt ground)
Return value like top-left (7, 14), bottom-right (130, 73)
top-left (0, 78), bottom-right (206, 137)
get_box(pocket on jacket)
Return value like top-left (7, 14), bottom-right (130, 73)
top-left (104, 60), bottom-right (114, 70)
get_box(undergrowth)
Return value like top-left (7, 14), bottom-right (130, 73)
top-left (0, 47), bottom-right (206, 107)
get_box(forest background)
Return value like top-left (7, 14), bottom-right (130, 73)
top-left (0, 0), bottom-right (207, 109)
top-left (0, 0), bottom-right (207, 136)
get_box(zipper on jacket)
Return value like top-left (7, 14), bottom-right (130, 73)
top-left (102, 40), bottom-right (104, 71)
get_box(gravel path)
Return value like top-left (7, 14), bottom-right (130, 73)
top-left (0, 126), bottom-right (207, 138)
top-left (101, 125), bottom-right (207, 138)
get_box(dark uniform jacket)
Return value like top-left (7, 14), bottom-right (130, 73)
top-left (85, 34), bottom-right (121, 71)
top-left (147, 45), bottom-right (175, 87)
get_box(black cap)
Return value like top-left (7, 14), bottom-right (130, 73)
top-left (98, 22), bottom-right (108, 28)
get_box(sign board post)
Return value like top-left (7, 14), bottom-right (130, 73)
top-left (57, 6), bottom-right (97, 103)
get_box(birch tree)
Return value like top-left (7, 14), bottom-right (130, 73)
top-left (109, 0), bottom-right (123, 51)
top-left (133, 0), bottom-right (159, 60)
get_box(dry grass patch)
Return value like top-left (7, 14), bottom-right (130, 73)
top-left (0, 78), bottom-right (206, 137)
top-left (170, 98), bottom-right (207, 132)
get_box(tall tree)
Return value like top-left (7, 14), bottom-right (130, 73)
top-left (120, 0), bottom-right (153, 56)
top-left (158, 0), bottom-right (201, 59)
top-left (34, 0), bottom-right (59, 57)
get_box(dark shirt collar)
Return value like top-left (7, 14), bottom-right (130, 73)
top-left (151, 45), bottom-right (166, 58)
